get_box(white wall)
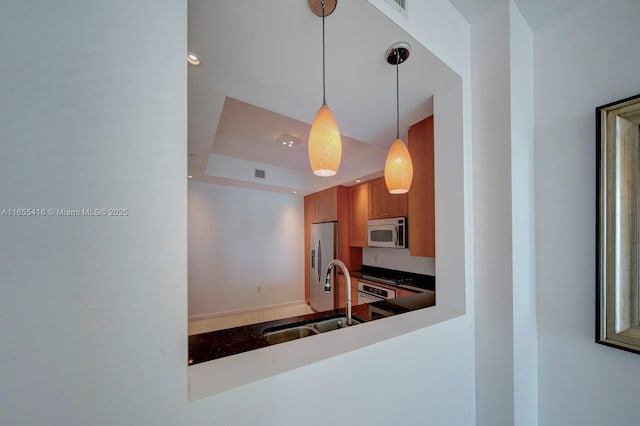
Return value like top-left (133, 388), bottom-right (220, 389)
top-left (472, 2), bottom-right (538, 425)
top-left (0, 1), bottom-right (189, 424)
top-left (534, 1), bottom-right (640, 425)
top-left (1, 1), bottom-right (477, 425)
top-left (188, 181), bottom-right (304, 318)
top-left (509, 2), bottom-right (538, 425)
top-left (362, 248), bottom-right (436, 275)
top-left (472, 3), bottom-right (515, 424)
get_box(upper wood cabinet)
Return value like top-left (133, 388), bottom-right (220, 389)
top-left (348, 183), bottom-right (369, 247)
top-left (368, 177), bottom-right (408, 219)
top-left (311, 186), bottom-right (338, 223)
top-left (408, 115), bottom-right (435, 257)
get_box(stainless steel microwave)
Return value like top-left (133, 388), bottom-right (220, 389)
top-left (367, 217), bottom-right (407, 248)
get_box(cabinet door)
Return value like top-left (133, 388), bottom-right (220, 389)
top-left (313, 186), bottom-right (338, 223)
top-left (337, 275), bottom-right (347, 309)
top-left (396, 288), bottom-right (419, 298)
top-left (338, 275), bottom-right (358, 308)
top-left (304, 195), bottom-right (314, 303)
top-left (408, 115), bottom-right (435, 257)
top-left (350, 279), bottom-right (359, 306)
top-left (369, 177), bottom-right (408, 219)
top-left (349, 183), bottom-right (369, 247)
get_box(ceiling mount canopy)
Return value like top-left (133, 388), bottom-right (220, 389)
top-left (308, 0), bottom-right (337, 17)
top-left (308, 0), bottom-right (342, 177)
top-left (383, 41), bottom-right (414, 194)
top-left (385, 42), bottom-right (410, 65)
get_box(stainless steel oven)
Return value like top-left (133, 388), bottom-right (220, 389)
top-left (357, 280), bottom-right (397, 304)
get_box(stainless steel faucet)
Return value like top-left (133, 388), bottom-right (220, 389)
top-left (324, 259), bottom-right (353, 326)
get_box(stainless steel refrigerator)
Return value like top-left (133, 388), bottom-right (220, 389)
top-left (309, 222), bottom-right (338, 312)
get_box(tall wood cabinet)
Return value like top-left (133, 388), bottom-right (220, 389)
top-left (348, 182), bottom-right (369, 247)
top-left (303, 195), bottom-right (314, 303)
top-left (368, 177), bottom-right (408, 219)
top-left (407, 115), bottom-right (435, 257)
top-left (337, 275), bottom-right (359, 309)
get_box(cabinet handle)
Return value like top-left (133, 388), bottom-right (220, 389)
top-left (317, 238), bottom-right (322, 285)
top-left (381, 212), bottom-right (389, 216)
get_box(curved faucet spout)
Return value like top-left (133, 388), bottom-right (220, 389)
top-left (325, 259), bottom-right (353, 326)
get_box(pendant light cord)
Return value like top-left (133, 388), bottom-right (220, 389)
top-left (322, 0), bottom-right (326, 105)
top-left (396, 50), bottom-right (400, 139)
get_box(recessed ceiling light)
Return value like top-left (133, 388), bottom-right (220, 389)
top-left (293, 191), bottom-right (297, 194)
top-left (188, 175), bottom-right (193, 179)
top-left (276, 134), bottom-right (301, 148)
top-left (187, 52), bottom-right (201, 66)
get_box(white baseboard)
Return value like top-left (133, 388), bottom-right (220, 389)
top-left (189, 299), bottom-right (307, 321)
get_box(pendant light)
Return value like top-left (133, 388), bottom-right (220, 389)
top-left (384, 42), bottom-right (413, 194)
top-left (308, 0), bottom-right (342, 177)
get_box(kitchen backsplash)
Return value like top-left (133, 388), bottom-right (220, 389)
top-left (362, 248), bottom-right (435, 275)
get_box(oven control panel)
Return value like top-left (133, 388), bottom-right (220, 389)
top-left (358, 280), bottom-right (397, 300)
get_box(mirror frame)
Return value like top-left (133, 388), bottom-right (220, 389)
top-left (596, 93), bottom-right (640, 355)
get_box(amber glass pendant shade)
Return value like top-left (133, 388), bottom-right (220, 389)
top-left (383, 42), bottom-right (413, 194)
top-left (307, 0), bottom-right (342, 177)
top-left (308, 103), bottom-right (342, 176)
top-left (384, 138), bottom-right (413, 194)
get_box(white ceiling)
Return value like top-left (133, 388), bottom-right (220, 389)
top-left (187, 0), bottom-right (457, 194)
top-left (214, 97), bottom-right (387, 173)
top-left (188, 0), bottom-right (587, 195)
top-left (449, 0), bottom-right (587, 29)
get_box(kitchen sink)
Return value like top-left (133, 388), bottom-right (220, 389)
top-left (312, 316), bottom-right (361, 332)
top-left (263, 316), bottom-right (362, 345)
top-left (263, 326), bottom-right (319, 344)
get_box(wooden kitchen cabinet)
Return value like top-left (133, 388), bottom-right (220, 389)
top-left (396, 287), bottom-right (420, 298)
top-left (368, 177), bottom-right (408, 219)
top-left (407, 115), bottom-right (435, 257)
top-left (312, 186), bottom-right (338, 223)
top-left (337, 275), bottom-right (346, 309)
top-left (304, 195), bottom-right (314, 304)
top-left (348, 182), bottom-right (369, 247)
top-left (351, 279), bottom-right (359, 305)
top-left (337, 275), bottom-right (359, 309)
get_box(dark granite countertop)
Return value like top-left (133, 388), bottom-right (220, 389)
top-left (188, 291), bottom-right (436, 365)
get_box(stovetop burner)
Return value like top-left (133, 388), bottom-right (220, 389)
top-left (358, 265), bottom-right (436, 292)
top-left (361, 274), bottom-right (409, 286)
